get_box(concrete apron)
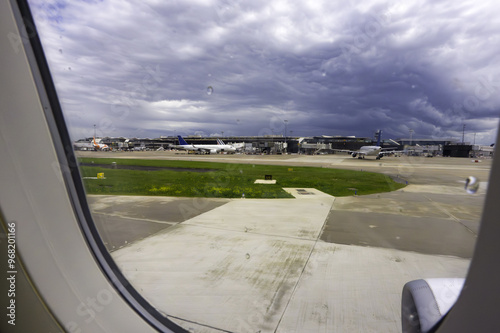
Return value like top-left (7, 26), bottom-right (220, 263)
top-left (111, 189), bottom-right (469, 333)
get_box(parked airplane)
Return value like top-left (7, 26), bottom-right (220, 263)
top-left (93, 137), bottom-right (111, 150)
top-left (73, 137), bottom-right (111, 151)
top-left (335, 131), bottom-right (400, 160)
top-left (175, 135), bottom-right (236, 154)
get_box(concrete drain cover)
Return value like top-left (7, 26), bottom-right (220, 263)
top-left (296, 189), bottom-right (315, 195)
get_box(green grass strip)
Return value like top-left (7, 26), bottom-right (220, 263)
top-left (78, 157), bottom-right (405, 198)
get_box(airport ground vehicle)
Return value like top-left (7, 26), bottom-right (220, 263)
top-left (1, 0), bottom-right (500, 332)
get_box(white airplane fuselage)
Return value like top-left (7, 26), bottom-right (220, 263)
top-left (175, 136), bottom-right (236, 154)
top-left (358, 146), bottom-right (382, 155)
top-left (187, 144), bottom-right (236, 154)
top-left (351, 146), bottom-right (383, 159)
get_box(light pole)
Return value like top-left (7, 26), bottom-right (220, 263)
top-left (409, 129), bottom-right (414, 146)
top-left (284, 119), bottom-right (288, 153)
top-left (271, 128), bottom-right (274, 154)
top-left (462, 124), bottom-right (466, 144)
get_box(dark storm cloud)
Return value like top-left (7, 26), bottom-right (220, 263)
top-left (28, 0), bottom-right (500, 144)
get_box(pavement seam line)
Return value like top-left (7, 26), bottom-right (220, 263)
top-left (423, 194), bottom-right (477, 236)
top-left (92, 211), bottom-right (179, 224)
top-left (273, 197), bottom-right (336, 333)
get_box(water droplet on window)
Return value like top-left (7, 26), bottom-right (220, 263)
top-left (206, 86), bottom-right (213, 95)
top-left (465, 176), bottom-right (479, 194)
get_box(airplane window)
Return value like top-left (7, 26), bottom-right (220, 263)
top-left (26, 0), bottom-right (497, 332)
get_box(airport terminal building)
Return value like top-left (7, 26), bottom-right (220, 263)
top-left (75, 135), bottom-right (494, 157)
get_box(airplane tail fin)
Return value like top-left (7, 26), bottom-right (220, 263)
top-left (177, 135), bottom-right (189, 146)
top-left (217, 138), bottom-right (225, 145)
top-left (376, 130), bottom-right (382, 146)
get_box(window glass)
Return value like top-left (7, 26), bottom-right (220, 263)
top-left (29, 1), bottom-right (496, 331)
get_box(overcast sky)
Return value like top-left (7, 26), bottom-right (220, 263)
top-left (29, 0), bottom-right (500, 144)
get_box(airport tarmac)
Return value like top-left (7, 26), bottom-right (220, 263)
top-left (84, 152), bottom-right (491, 332)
